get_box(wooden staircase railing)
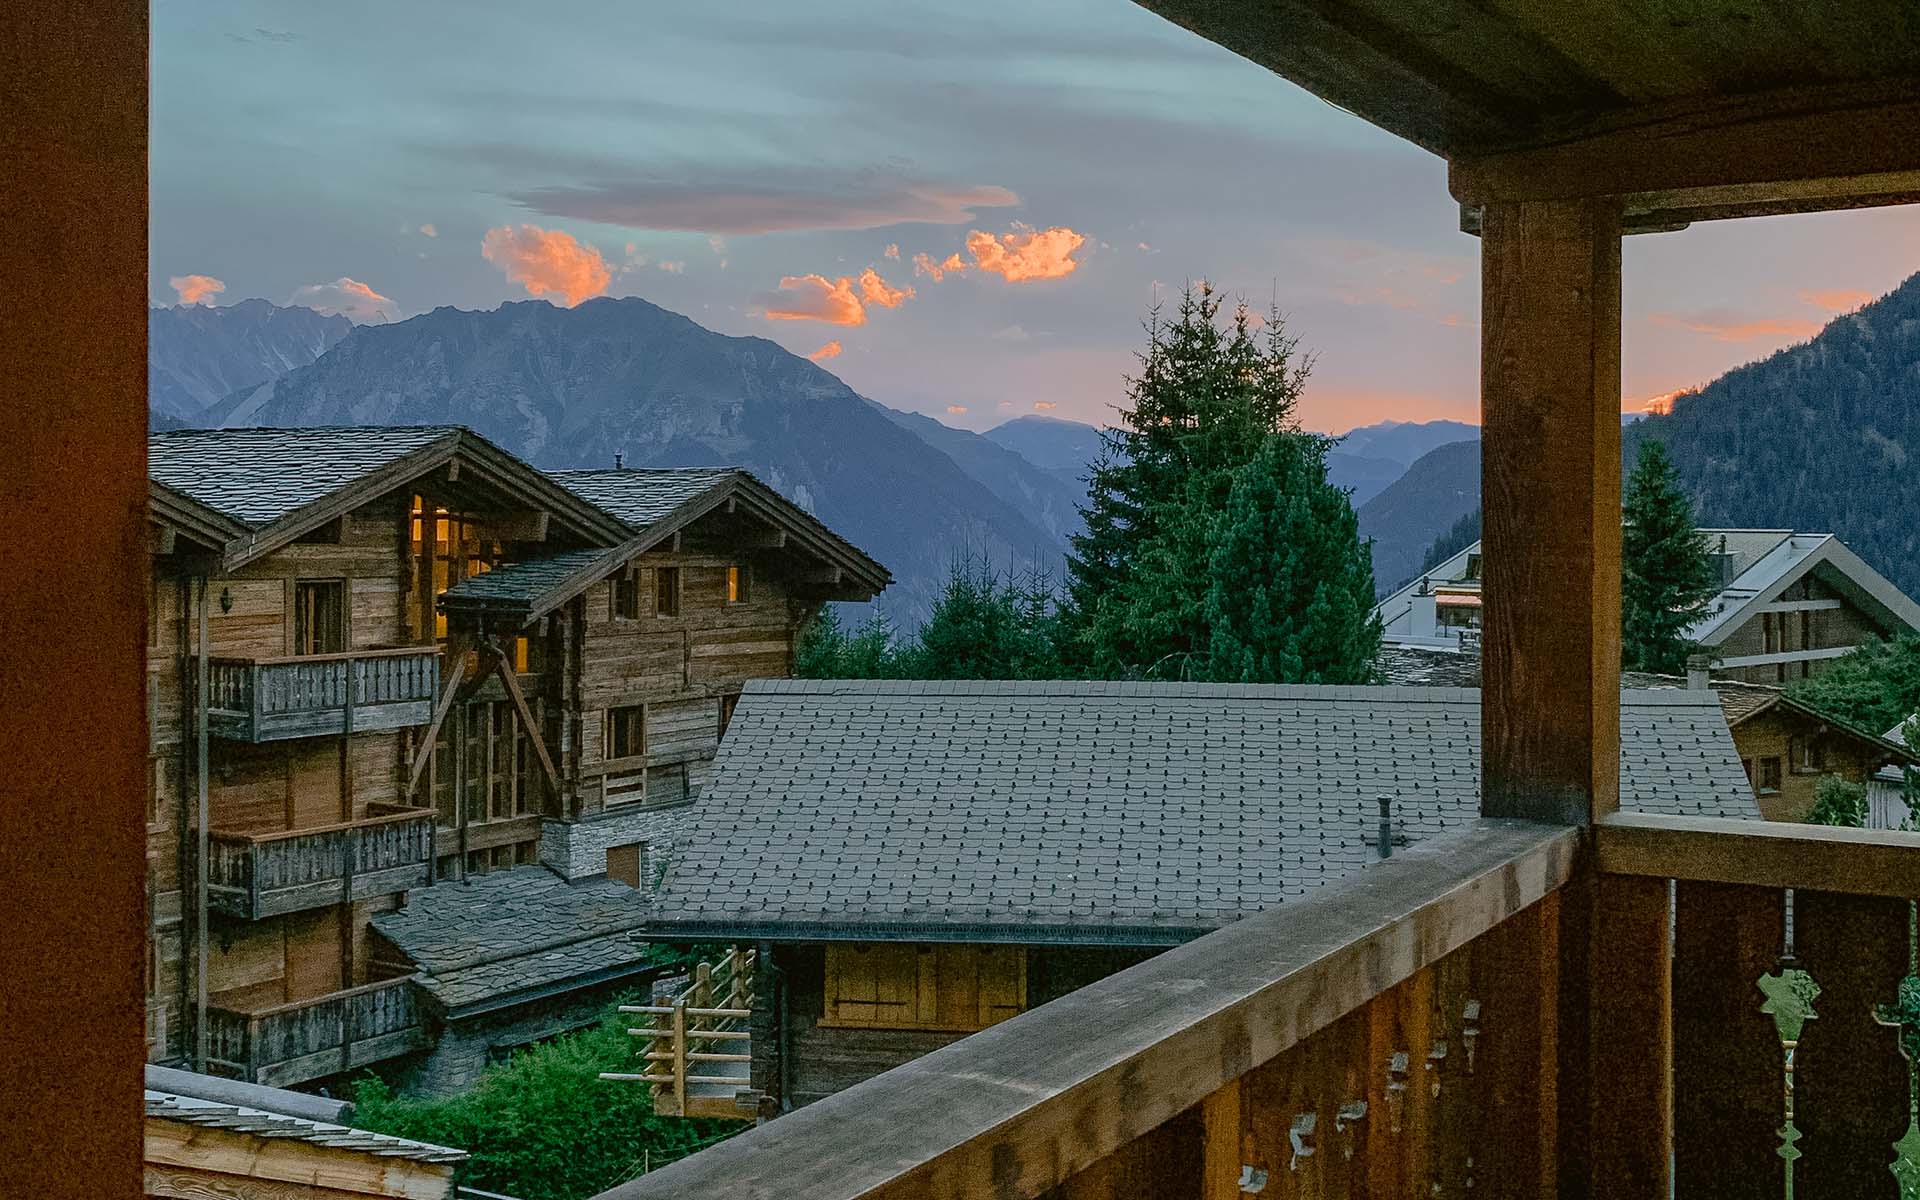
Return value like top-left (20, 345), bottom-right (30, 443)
top-left (603, 947), bottom-right (757, 1119)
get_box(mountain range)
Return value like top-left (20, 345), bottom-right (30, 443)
top-left (149, 300), bottom-right (352, 428)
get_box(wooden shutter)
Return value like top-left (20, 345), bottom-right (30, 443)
top-left (975, 946), bottom-right (1026, 1028)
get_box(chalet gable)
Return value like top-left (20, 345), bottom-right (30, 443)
top-left (438, 467), bottom-right (890, 627)
top-left (147, 426), bottom-right (630, 570)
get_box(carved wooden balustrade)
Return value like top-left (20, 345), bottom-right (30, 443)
top-left (600, 815), bottom-right (1920, 1200)
top-left (204, 647), bottom-right (439, 742)
top-left (204, 975), bottom-right (427, 1090)
top-left (205, 804), bottom-right (437, 919)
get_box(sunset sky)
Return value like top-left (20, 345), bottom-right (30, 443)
top-left (151, 0), bottom-right (1920, 435)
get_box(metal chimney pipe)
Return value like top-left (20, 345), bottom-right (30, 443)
top-left (1377, 794), bottom-right (1393, 860)
top-left (614, 451), bottom-right (625, 470)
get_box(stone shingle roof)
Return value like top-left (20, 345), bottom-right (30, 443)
top-left (440, 548), bottom-right (609, 606)
top-left (649, 680), bottom-right (1758, 946)
top-left (145, 1082), bottom-right (466, 1165)
top-left (373, 867), bottom-right (656, 1016)
top-left (550, 468), bottom-right (737, 527)
top-left (148, 426), bottom-right (461, 527)
top-left (1375, 644), bottom-right (1482, 687)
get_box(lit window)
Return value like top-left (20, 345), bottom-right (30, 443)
top-left (727, 564), bottom-right (751, 603)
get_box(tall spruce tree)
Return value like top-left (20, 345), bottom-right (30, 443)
top-left (1063, 283), bottom-right (1376, 681)
top-left (909, 556), bottom-right (1062, 679)
top-left (1200, 435), bottom-right (1382, 683)
top-left (1621, 440), bottom-right (1716, 674)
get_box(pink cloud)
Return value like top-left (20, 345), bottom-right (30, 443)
top-left (757, 275), bottom-right (866, 326)
top-left (857, 267), bottom-right (912, 308)
top-left (807, 340), bottom-right (843, 362)
top-left (170, 274), bottom-right (225, 305)
top-left (288, 277), bottom-right (399, 323)
top-left (964, 223), bottom-right (1086, 282)
top-left (418, 223), bottom-right (438, 238)
top-left (481, 224), bottom-right (611, 306)
top-left (1648, 309), bottom-right (1822, 343)
top-left (1033, 401), bottom-right (1058, 411)
top-left (913, 251), bottom-right (967, 281)
top-left (946, 405), bottom-right (969, 414)
top-left (512, 176), bottom-right (1018, 235)
top-left (1799, 288), bottom-right (1873, 313)
top-left (883, 243), bottom-right (900, 260)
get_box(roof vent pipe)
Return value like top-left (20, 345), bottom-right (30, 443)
top-left (1377, 794), bottom-right (1393, 861)
top-left (614, 452), bottom-right (625, 470)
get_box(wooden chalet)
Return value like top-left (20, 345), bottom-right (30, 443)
top-left (1379, 529), bottom-right (1920, 685)
top-left (635, 681), bottom-right (1757, 1118)
top-left (142, 427), bottom-right (886, 1093)
top-left (588, 5), bottom-right (1920, 1200)
top-left (13, 2), bottom-right (1920, 1197)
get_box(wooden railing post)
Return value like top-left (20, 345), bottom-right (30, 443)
top-left (671, 1003), bottom-right (688, 1118)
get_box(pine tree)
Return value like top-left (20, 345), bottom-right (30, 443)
top-left (1621, 440), bottom-right (1716, 674)
top-left (1062, 284), bottom-right (1314, 677)
top-left (909, 556), bottom-right (1062, 680)
top-left (1199, 434), bottom-right (1382, 683)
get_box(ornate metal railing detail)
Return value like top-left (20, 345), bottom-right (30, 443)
top-left (1759, 966), bottom-right (1820, 1197)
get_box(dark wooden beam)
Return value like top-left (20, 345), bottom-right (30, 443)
top-left (404, 643), bottom-right (471, 798)
top-left (1450, 79), bottom-right (1920, 212)
top-left (1596, 811), bottom-right (1920, 897)
top-left (492, 650), bottom-right (563, 804)
top-left (0, 1), bottom-right (147, 1195)
top-left (1480, 197), bottom-right (1622, 826)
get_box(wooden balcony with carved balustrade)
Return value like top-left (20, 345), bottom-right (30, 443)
top-left (205, 804), bottom-right (437, 920)
top-left (606, 815), bottom-right (1920, 1199)
top-left (204, 647), bottom-right (439, 742)
top-left (204, 975), bottom-right (427, 1090)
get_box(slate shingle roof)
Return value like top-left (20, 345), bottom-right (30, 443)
top-left (373, 867), bottom-right (656, 1016)
top-left (550, 468), bottom-right (737, 527)
top-left (440, 548), bottom-right (610, 606)
top-left (145, 1084), bottom-right (466, 1165)
top-left (1375, 644), bottom-right (1482, 687)
top-left (650, 680), bottom-right (1758, 946)
top-left (148, 426), bottom-right (461, 526)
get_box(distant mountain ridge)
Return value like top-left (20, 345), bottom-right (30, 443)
top-left (1356, 439), bottom-right (1483, 592)
top-left (191, 296), bottom-right (1072, 621)
top-left (150, 299), bottom-right (353, 426)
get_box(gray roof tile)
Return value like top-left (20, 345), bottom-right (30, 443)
top-left (549, 468), bottom-right (736, 527)
top-left (148, 426), bottom-right (461, 527)
top-left (650, 681), bottom-right (1758, 944)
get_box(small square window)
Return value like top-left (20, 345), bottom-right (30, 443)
top-left (294, 579), bottom-right (346, 655)
top-left (1759, 757), bottom-right (1782, 794)
top-left (608, 704), bottom-right (646, 759)
top-left (718, 692), bottom-right (741, 737)
top-left (612, 570), bottom-right (640, 620)
top-left (655, 567), bottom-right (681, 617)
top-left (727, 564), bottom-right (751, 603)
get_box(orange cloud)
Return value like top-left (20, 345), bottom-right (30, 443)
top-left (965, 223), bottom-right (1086, 282)
top-left (913, 252), bottom-right (966, 281)
top-left (481, 224), bottom-right (611, 306)
top-left (857, 267), bottom-right (912, 308)
top-left (946, 405), bottom-right (968, 414)
top-left (1635, 389), bottom-right (1688, 416)
top-left (288, 277), bottom-right (399, 323)
top-left (758, 274), bottom-right (866, 326)
top-left (1648, 310), bottom-right (1821, 343)
top-left (170, 274), bottom-right (225, 305)
top-left (884, 243), bottom-right (900, 260)
top-left (1033, 401), bottom-right (1058, 411)
top-left (807, 340), bottom-right (843, 362)
top-left (419, 223), bottom-right (438, 238)
top-left (1799, 288), bottom-right (1872, 313)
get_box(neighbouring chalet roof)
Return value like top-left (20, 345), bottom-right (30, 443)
top-left (148, 479), bottom-right (248, 553)
top-left (647, 680), bottom-right (1757, 947)
top-left (1375, 643), bottom-right (1482, 687)
top-left (1684, 532), bottom-right (1920, 647)
top-left (551, 467), bottom-right (739, 526)
top-left (372, 867), bottom-right (658, 1018)
top-left (144, 1066), bottom-right (467, 1166)
top-left (1623, 670), bottom-right (1920, 766)
top-left (147, 425), bottom-right (631, 569)
top-left (1375, 530), bottom-right (1920, 651)
top-left (439, 466), bottom-right (891, 623)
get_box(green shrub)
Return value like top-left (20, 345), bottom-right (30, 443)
top-left (1807, 774), bottom-right (1868, 828)
top-left (353, 1001), bottom-right (738, 1200)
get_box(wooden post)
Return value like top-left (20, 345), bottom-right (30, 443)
top-left (1479, 197), bottom-right (1623, 826)
top-left (672, 1003), bottom-right (689, 1118)
top-left (1586, 872), bottom-right (1672, 1197)
top-left (1198, 1078), bottom-right (1241, 1200)
top-left (195, 576), bottom-right (211, 1072)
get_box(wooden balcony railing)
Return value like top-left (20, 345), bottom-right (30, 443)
top-left (204, 647), bottom-right (438, 742)
top-left (600, 815), bottom-right (1920, 1200)
top-left (205, 976), bottom-right (427, 1090)
top-left (602, 947), bottom-right (756, 1119)
top-left (205, 804), bottom-right (436, 920)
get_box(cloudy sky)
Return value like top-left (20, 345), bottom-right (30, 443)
top-left (151, 0), bottom-right (1920, 435)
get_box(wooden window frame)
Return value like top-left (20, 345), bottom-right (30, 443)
top-left (655, 566), bottom-right (681, 618)
top-left (612, 568), bottom-right (640, 621)
top-left (726, 564), bottom-right (751, 604)
top-left (607, 703), bottom-right (647, 760)
top-left (718, 692), bottom-right (742, 738)
top-left (292, 578), bottom-right (347, 656)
